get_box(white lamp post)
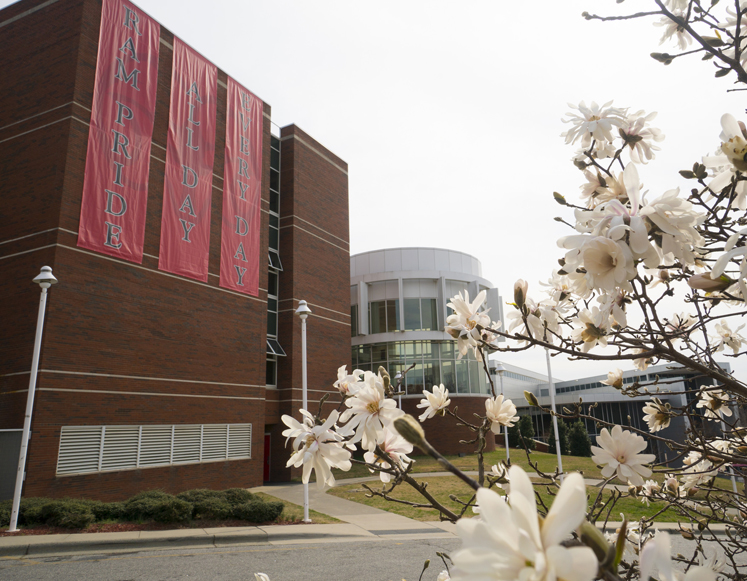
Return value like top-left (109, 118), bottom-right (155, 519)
top-left (8, 266), bottom-right (58, 533)
top-left (545, 348), bottom-right (564, 483)
top-left (493, 362), bottom-right (510, 462)
top-left (294, 299), bottom-right (312, 523)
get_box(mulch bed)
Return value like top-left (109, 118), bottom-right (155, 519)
top-left (0, 519), bottom-right (301, 537)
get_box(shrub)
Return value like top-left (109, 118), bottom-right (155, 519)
top-left (506, 423), bottom-right (521, 447)
top-left (41, 500), bottom-right (95, 529)
top-left (193, 497), bottom-right (233, 520)
top-left (547, 420), bottom-right (570, 455)
top-left (125, 490), bottom-right (179, 521)
top-left (176, 489), bottom-right (223, 505)
top-left (222, 488), bottom-right (255, 505)
top-left (89, 501), bottom-right (127, 521)
top-left (518, 415), bottom-right (536, 450)
top-left (232, 500), bottom-right (283, 523)
top-left (568, 420), bottom-right (593, 457)
top-left (19, 497), bottom-right (54, 525)
top-left (150, 498), bottom-right (193, 523)
top-left (0, 500), bottom-right (10, 528)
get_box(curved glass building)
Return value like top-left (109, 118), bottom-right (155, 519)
top-left (350, 247), bottom-right (504, 398)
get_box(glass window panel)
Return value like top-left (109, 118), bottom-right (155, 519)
top-left (266, 312), bottom-right (277, 336)
top-left (406, 364), bottom-right (424, 395)
top-left (270, 168), bottom-right (279, 192)
top-left (369, 301), bottom-right (386, 334)
top-left (270, 191), bottom-right (279, 214)
top-left (269, 214), bottom-right (279, 228)
top-left (423, 362), bottom-right (440, 391)
top-left (268, 298), bottom-right (277, 312)
top-left (386, 299), bottom-right (400, 332)
top-left (404, 298), bottom-right (421, 331)
top-left (456, 360), bottom-right (470, 394)
top-left (441, 360), bottom-right (456, 392)
top-left (413, 341), bottom-right (422, 356)
top-left (270, 147), bottom-right (280, 169)
top-left (358, 345), bottom-right (372, 364)
top-left (388, 342), bottom-right (404, 360)
top-left (469, 361), bottom-right (482, 394)
top-left (421, 340), bottom-right (434, 359)
top-left (271, 135), bottom-right (280, 150)
top-left (351, 348), bottom-right (357, 367)
top-left (267, 271), bottom-right (278, 297)
top-left (421, 298), bottom-right (438, 331)
top-left (441, 341), bottom-right (455, 358)
top-left (371, 343), bottom-right (387, 362)
top-left (266, 358), bottom-right (276, 386)
top-left (404, 341), bottom-right (415, 357)
top-left (269, 227), bottom-right (279, 250)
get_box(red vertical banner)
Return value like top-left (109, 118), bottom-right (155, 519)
top-left (77, 0), bottom-right (160, 263)
top-left (220, 78), bottom-right (263, 296)
top-left (158, 38), bottom-right (217, 281)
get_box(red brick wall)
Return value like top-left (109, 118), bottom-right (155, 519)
top-left (0, 0), bottom-right (347, 499)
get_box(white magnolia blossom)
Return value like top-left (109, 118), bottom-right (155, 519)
top-left (702, 114), bottom-right (747, 210)
top-left (601, 368), bottom-right (623, 389)
top-left (571, 307), bottom-right (610, 352)
top-left (437, 571), bottom-right (451, 581)
top-left (696, 386), bottom-right (733, 420)
top-left (507, 297), bottom-right (559, 345)
top-left (562, 100), bottom-right (626, 149)
top-left (633, 348), bottom-right (656, 371)
top-left (654, 9), bottom-right (692, 51)
top-left (664, 312), bottom-right (696, 340)
top-left (254, 574), bottom-right (270, 581)
top-left (416, 384), bottom-right (451, 422)
top-left (333, 365), bottom-right (362, 395)
top-left (338, 370), bottom-right (404, 451)
top-left (640, 479), bottom-right (662, 506)
top-left (282, 409), bottom-right (352, 490)
top-left (710, 320), bottom-right (746, 355)
top-left (363, 427), bottom-right (413, 483)
top-left (451, 466), bottom-right (598, 581)
top-left (641, 532), bottom-right (716, 581)
top-left (591, 425), bottom-right (656, 486)
top-left (619, 109), bottom-right (665, 163)
top-left (445, 290), bottom-right (496, 360)
top-left (681, 453), bottom-right (718, 491)
top-left (484, 395), bottom-right (518, 434)
top-left (642, 398), bottom-right (672, 432)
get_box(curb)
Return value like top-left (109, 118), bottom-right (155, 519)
top-left (0, 529), bottom-right (269, 557)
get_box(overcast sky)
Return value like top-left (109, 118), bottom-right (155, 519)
top-left (5, 0), bottom-right (745, 381)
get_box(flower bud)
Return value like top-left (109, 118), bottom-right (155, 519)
top-left (577, 521), bottom-right (609, 562)
top-left (514, 279), bottom-right (528, 309)
top-left (687, 272), bottom-right (733, 292)
top-left (394, 415), bottom-right (428, 450)
top-left (666, 476), bottom-right (679, 493)
top-left (524, 391), bottom-right (540, 407)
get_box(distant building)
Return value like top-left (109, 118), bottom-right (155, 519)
top-left (491, 361), bottom-right (733, 463)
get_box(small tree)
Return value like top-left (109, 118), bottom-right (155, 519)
top-left (506, 422), bottom-right (521, 448)
top-left (518, 415), bottom-right (535, 450)
top-left (568, 420), bottom-right (592, 457)
top-left (547, 419), bottom-right (569, 455)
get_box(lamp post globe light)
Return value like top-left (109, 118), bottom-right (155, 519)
top-left (294, 299), bottom-right (312, 523)
top-left (8, 266), bottom-right (58, 533)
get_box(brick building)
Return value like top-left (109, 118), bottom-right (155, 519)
top-left (0, 0), bottom-right (350, 501)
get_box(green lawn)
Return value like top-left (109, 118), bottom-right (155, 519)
top-left (327, 475), bottom-right (685, 523)
top-left (294, 449), bottom-right (607, 483)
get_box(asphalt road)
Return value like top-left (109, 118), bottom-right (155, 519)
top-left (0, 538), bottom-right (462, 581)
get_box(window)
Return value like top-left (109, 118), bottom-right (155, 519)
top-left (351, 304), bottom-right (358, 337)
top-left (369, 299), bottom-right (399, 333)
top-left (403, 298), bottom-right (438, 331)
